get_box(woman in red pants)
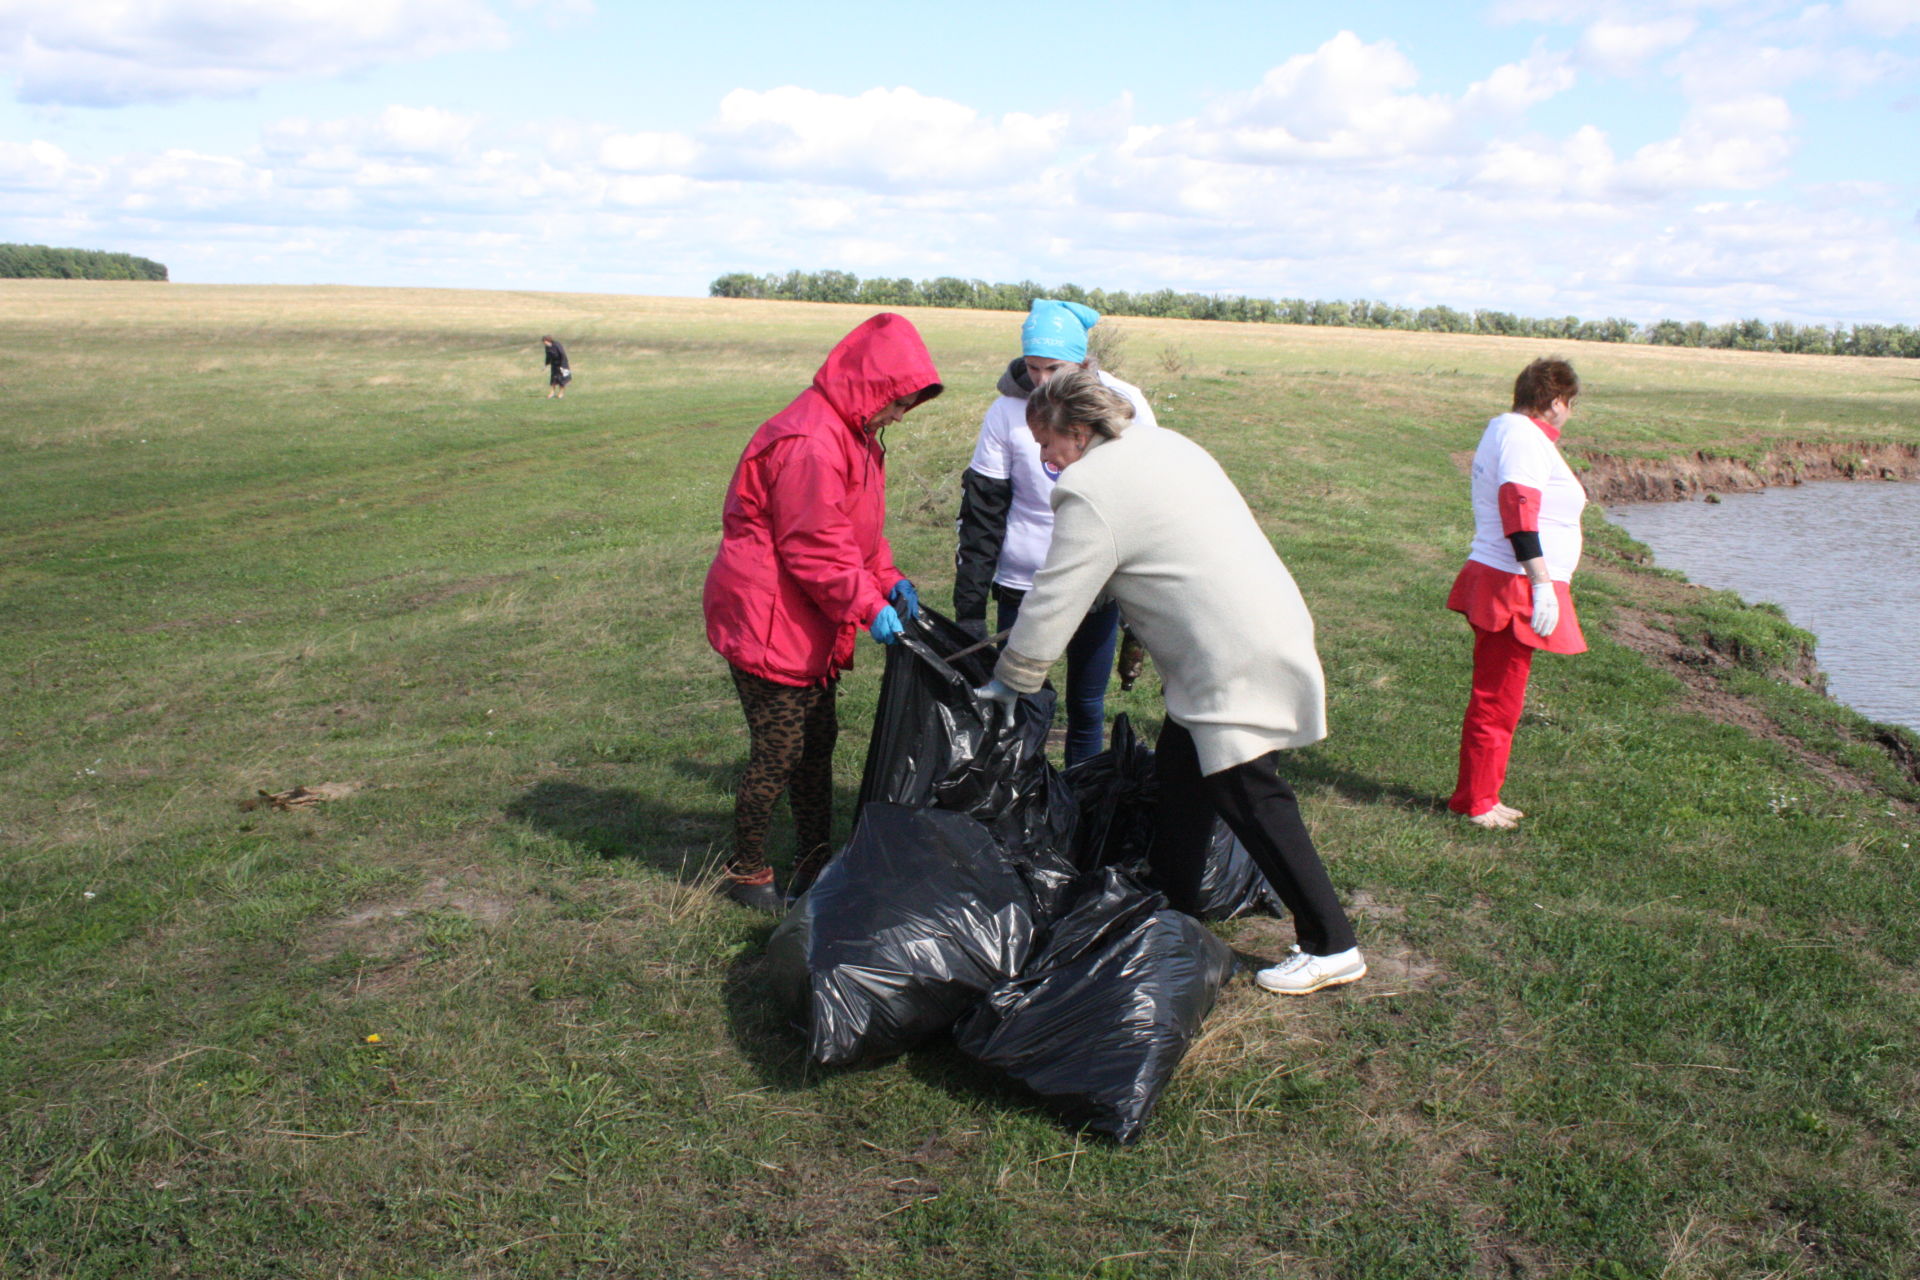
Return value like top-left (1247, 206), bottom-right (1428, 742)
top-left (1446, 358), bottom-right (1588, 829)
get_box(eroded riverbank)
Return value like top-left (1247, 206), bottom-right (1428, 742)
top-left (1578, 440), bottom-right (1920, 504)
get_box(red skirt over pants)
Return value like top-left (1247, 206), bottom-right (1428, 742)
top-left (1446, 560), bottom-right (1586, 817)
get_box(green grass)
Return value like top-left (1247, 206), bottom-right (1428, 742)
top-left (4, 281), bottom-right (1918, 1278)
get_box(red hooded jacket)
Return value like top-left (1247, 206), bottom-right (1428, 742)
top-left (703, 314), bottom-right (943, 686)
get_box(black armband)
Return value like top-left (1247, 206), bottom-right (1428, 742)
top-left (1507, 531), bottom-right (1544, 563)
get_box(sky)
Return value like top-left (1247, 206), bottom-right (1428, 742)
top-left (1, 0), bottom-right (1916, 326)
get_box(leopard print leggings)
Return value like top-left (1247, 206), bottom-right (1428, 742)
top-left (728, 666), bottom-right (838, 878)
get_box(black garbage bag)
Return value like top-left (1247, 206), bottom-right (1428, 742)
top-left (1063, 714), bottom-right (1284, 922)
top-left (953, 867), bottom-right (1235, 1144)
top-left (766, 803), bottom-right (1039, 1068)
top-left (1194, 819), bottom-right (1287, 922)
top-left (857, 607), bottom-right (1080, 918)
top-left (1062, 713), bottom-right (1156, 871)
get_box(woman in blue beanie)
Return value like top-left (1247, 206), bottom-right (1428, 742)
top-left (953, 299), bottom-right (1159, 766)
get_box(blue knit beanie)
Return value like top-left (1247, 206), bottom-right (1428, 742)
top-left (1021, 299), bottom-right (1100, 362)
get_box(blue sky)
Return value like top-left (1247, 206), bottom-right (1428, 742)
top-left (2, 0), bottom-right (1916, 325)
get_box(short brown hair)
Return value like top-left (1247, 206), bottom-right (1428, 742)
top-left (1025, 367), bottom-right (1135, 440)
top-left (1511, 358), bottom-right (1579, 416)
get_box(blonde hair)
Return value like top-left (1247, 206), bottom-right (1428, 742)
top-left (1025, 366), bottom-right (1135, 440)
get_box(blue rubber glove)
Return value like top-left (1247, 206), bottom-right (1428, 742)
top-left (973, 677), bottom-right (1019, 710)
top-left (869, 604), bottom-right (904, 645)
top-left (889, 579), bottom-right (920, 621)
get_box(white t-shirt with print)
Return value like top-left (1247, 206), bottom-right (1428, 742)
top-left (1466, 411), bottom-right (1587, 582)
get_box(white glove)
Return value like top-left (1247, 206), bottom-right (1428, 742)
top-left (1529, 580), bottom-right (1559, 637)
top-left (973, 678), bottom-right (1019, 710)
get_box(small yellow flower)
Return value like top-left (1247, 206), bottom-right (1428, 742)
top-left (363, 1033), bottom-right (382, 1044)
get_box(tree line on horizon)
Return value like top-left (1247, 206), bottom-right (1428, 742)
top-left (710, 269), bottom-right (1920, 360)
top-left (1, 243), bottom-right (169, 282)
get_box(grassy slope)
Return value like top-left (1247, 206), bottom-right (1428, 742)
top-left (3, 281), bottom-right (1917, 1280)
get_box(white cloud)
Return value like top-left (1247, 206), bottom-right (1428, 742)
top-left (0, 0), bottom-right (510, 106)
top-left (1617, 94), bottom-right (1794, 193)
top-left (122, 149), bottom-right (272, 213)
top-left (605, 173), bottom-right (698, 208)
top-left (1463, 90), bottom-right (1793, 202)
top-left (1576, 16), bottom-right (1696, 75)
top-left (702, 85), bottom-right (1068, 187)
top-left (262, 106), bottom-right (488, 174)
top-left (1470, 124), bottom-right (1619, 197)
top-left (1146, 34), bottom-right (1574, 168)
top-left (1458, 49), bottom-right (1578, 116)
top-left (0, 137), bottom-right (97, 190)
top-left (1844, 0), bottom-right (1920, 37)
top-left (1499, 1), bottom-right (1918, 98)
top-left (787, 197), bottom-right (858, 231)
top-left (3, 11), bottom-right (1913, 328)
top-left (1163, 32), bottom-right (1459, 162)
top-left (600, 130), bottom-right (702, 173)
top-left (515, 0), bottom-right (594, 18)
top-left (374, 106), bottom-right (477, 156)
top-left (1489, 0), bottom-right (1618, 27)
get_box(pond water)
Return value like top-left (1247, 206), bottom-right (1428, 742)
top-left (1607, 481), bottom-right (1920, 733)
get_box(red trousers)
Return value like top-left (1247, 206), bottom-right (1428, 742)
top-left (1449, 624), bottom-right (1535, 816)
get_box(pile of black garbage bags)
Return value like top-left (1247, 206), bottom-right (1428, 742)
top-left (767, 609), bottom-right (1283, 1144)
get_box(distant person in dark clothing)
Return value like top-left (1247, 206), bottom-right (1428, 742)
top-left (543, 336), bottom-right (571, 398)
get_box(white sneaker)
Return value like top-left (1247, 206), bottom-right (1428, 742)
top-left (1254, 946), bottom-right (1366, 995)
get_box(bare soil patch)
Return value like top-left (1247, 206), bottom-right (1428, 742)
top-left (1579, 441), bottom-right (1920, 504)
top-left (301, 875), bottom-right (521, 962)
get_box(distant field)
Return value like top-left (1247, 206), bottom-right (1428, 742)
top-left (4, 281), bottom-right (1918, 1279)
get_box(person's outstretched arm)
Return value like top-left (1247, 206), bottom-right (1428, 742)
top-left (993, 490), bottom-right (1117, 691)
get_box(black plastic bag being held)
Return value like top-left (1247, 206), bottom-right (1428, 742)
top-left (954, 867), bottom-right (1234, 1144)
top-left (766, 803), bottom-right (1038, 1068)
top-left (1061, 713), bottom-right (1157, 872)
top-left (857, 608), bottom-right (1080, 918)
top-left (1193, 817), bottom-right (1287, 922)
top-left (1063, 714), bottom-right (1284, 922)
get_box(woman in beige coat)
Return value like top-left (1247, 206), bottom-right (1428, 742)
top-left (976, 369), bottom-right (1364, 996)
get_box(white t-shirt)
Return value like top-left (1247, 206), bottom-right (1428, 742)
top-left (1466, 412), bottom-right (1587, 582)
top-left (966, 370), bottom-right (1158, 592)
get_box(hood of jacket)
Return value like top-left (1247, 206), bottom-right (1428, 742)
top-left (996, 355), bottom-right (1035, 401)
top-left (807, 312), bottom-right (943, 432)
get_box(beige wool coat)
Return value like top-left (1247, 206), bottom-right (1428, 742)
top-left (993, 425), bottom-right (1327, 775)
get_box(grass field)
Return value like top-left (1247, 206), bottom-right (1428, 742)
top-left (4, 281), bottom-right (1918, 1279)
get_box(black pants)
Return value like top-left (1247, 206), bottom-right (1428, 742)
top-left (1148, 718), bottom-right (1356, 955)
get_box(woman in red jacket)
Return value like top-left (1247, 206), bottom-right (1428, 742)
top-left (703, 314), bottom-right (944, 911)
